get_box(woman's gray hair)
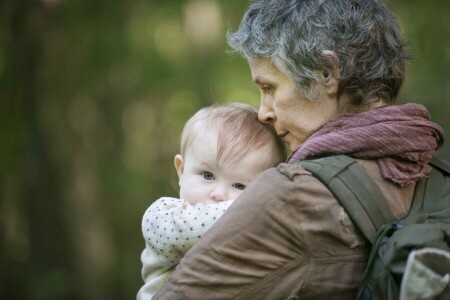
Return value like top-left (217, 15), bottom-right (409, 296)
top-left (227, 0), bottom-right (410, 105)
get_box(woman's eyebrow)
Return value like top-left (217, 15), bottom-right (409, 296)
top-left (253, 77), bottom-right (271, 85)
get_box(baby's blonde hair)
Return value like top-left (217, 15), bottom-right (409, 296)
top-left (180, 103), bottom-right (286, 167)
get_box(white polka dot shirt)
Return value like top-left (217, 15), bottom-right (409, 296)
top-left (137, 197), bottom-right (234, 300)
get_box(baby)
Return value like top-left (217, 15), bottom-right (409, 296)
top-left (137, 103), bottom-right (286, 299)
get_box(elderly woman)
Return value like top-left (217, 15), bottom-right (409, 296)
top-left (154, 0), bottom-right (445, 299)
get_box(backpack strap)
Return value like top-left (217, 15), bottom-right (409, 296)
top-left (300, 155), bottom-right (395, 244)
top-left (408, 155), bottom-right (450, 215)
top-left (423, 167), bottom-right (445, 212)
top-left (430, 155), bottom-right (450, 174)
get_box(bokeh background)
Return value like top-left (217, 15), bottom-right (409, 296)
top-left (1, 0), bottom-right (449, 299)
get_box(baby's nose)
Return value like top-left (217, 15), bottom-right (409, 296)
top-left (210, 186), bottom-right (228, 202)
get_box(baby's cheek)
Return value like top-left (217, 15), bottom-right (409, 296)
top-left (232, 189), bottom-right (245, 201)
top-left (181, 186), bottom-right (204, 205)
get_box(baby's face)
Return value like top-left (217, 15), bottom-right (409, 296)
top-left (175, 129), bottom-right (273, 205)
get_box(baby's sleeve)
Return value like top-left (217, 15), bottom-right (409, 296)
top-left (142, 197), bottom-right (234, 264)
top-left (138, 197), bottom-right (233, 299)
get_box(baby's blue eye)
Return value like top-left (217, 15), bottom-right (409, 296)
top-left (202, 172), bottom-right (215, 180)
top-left (233, 183), bottom-right (246, 190)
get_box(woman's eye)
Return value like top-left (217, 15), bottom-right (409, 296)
top-left (202, 171), bottom-right (215, 180)
top-left (233, 183), bottom-right (246, 190)
top-left (261, 85), bottom-right (272, 92)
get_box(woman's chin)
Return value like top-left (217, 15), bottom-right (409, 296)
top-left (287, 140), bottom-right (302, 152)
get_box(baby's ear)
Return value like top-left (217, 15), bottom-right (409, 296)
top-left (174, 154), bottom-right (184, 179)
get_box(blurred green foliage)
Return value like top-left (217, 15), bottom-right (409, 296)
top-left (0, 0), bottom-right (449, 299)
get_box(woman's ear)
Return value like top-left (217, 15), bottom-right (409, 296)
top-left (321, 50), bottom-right (340, 96)
top-left (174, 154), bottom-right (184, 179)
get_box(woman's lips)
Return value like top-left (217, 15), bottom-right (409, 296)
top-left (278, 132), bottom-right (288, 139)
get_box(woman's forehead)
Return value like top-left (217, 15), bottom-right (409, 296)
top-left (248, 58), bottom-right (288, 82)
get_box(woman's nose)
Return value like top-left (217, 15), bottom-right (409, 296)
top-left (210, 186), bottom-right (228, 202)
top-left (258, 102), bottom-right (276, 124)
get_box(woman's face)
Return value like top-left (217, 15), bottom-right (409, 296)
top-left (248, 58), bottom-right (340, 151)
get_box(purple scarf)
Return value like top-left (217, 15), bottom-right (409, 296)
top-left (288, 104), bottom-right (445, 186)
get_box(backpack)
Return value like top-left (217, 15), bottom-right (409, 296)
top-left (300, 155), bottom-right (450, 300)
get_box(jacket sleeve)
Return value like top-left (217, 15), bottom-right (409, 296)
top-left (138, 197), bottom-right (234, 300)
top-left (153, 165), bottom-right (369, 300)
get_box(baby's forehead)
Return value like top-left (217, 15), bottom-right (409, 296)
top-left (188, 124), bottom-right (236, 153)
top-left (187, 135), bottom-right (271, 167)
top-left (184, 119), bottom-right (223, 148)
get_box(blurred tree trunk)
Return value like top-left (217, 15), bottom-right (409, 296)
top-left (1, 0), bottom-right (114, 299)
top-left (1, 0), bottom-right (75, 299)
